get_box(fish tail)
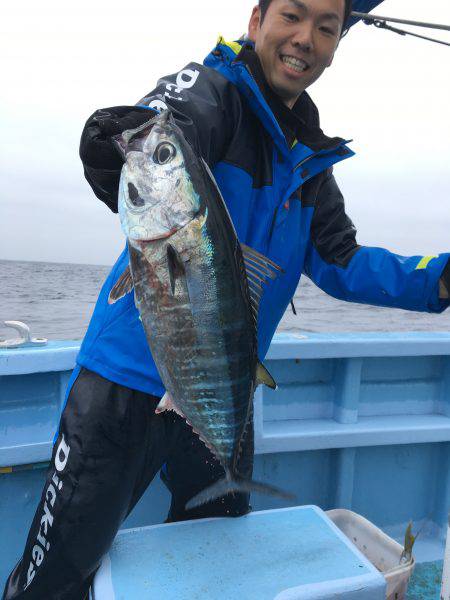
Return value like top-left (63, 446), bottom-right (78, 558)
top-left (185, 474), bottom-right (296, 511)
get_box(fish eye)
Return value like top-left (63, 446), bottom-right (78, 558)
top-left (153, 142), bottom-right (176, 165)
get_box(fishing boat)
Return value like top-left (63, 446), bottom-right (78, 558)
top-left (1, 2), bottom-right (449, 598)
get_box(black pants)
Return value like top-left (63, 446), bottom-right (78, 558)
top-left (2, 368), bottom-right (254, 600)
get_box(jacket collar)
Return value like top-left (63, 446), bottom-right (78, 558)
top-left (235, 44), bottom-right (346, 152)
top-left (204, 38), bottom-right (348, 155)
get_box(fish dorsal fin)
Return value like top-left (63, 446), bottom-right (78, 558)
top-left (256, 361), bottom-right (277, 390)
top-left (241, 244), bottom-right (282, 323)
top-left (108, 266), bottom-right (134, 304)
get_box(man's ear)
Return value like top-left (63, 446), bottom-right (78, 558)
top-left (248, 5), bottom-right (261, 42)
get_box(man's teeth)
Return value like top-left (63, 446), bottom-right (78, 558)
top-left (281, 56), bottom-right (309, 72)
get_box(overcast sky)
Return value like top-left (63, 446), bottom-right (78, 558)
top-left (1, 0), bottom-right (449, 265)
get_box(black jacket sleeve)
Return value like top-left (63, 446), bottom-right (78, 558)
top-left (79, 63), bottom-right (242, 213)
top-left (308, 168), bottom-right (361, 269)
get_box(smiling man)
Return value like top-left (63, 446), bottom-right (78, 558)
top-left (4, 1), bottom-right (450, 598)
top-left (249, 0), bottom-right (345, 106)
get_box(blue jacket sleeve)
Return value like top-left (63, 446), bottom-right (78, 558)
top-left (303, 169), bottom-right (450, 314)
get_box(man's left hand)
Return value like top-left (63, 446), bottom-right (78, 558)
top-left (440, 278), bottom-right (449, 299)
top-left (439, 261), bottom-right (450, 299)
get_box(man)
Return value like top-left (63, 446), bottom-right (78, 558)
top-left (4, 0), bottom-right (450, 598)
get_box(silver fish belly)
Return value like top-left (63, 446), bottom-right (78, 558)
top-left (130, 208), bottom-right (255, 473)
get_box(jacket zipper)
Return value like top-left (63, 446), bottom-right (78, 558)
top-left (268, 205), bottom-right (280, 243)
top-left (294, 142), bottom-right (352, 174)
top-left (294, 153), bottom-right (318, 172)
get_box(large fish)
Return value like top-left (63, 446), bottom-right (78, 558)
top-left (109, 110), bottom-right (293, 509)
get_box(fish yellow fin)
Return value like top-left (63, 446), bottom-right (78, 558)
top-left (400, 520), bottom-right (419, 564)
top-left (256, 361), bottom-right (277, 390)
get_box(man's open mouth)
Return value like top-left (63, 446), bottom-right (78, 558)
top-left (280, 55), bottom-right (310, 73)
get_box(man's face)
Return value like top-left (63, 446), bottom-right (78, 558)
top-left (248, 0), bottom-right (345, 108)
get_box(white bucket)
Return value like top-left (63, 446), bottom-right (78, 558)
top-left (441, 514), bottom-right (450, 599)
top-left (326, 509), bottom-right (415, 600)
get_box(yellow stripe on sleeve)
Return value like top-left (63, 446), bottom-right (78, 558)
top-left (416, 255), bottom-right (438, 270)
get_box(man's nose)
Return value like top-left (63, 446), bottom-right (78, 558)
top-left (290, 23), bottom-right (314, 53)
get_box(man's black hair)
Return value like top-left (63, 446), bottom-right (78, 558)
top-left (258, 0), bottom-right (353, 35)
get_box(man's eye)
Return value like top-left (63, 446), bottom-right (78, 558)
top-left (320, 26), bottom-right (336, 35)
top-left (283, 12), bottom-right (298, 22)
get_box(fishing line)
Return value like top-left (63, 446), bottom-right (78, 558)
top-left (350, 11), bottom-right (450, 47)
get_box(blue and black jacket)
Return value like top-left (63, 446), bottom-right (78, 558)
top-left (78, 38), bottom-right (450, 397)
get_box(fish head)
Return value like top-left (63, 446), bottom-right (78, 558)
top-left (114, 111), bottom-right (202, 244)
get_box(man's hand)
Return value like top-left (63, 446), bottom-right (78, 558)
top-left (440, 261), bottom-right (450, 300)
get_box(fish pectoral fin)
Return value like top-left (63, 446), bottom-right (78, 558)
top-left (155, 392), bottom-right (185, 418)
top-left (108, 266), bottom-right (134, 304)
top-left (167, 244), bottom-right (186, 295)
top-left (256, 361), bottom-right (277, 390)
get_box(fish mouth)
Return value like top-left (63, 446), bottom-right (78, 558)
top-left (128, 207), bottom-right (207, 244)
top-left (128, 226), bottom-right (180, 242)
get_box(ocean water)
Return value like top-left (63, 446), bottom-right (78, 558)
top-left (1, 259), bottom-right (450, 342)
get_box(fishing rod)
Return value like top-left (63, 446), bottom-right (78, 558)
top-left (352, 12), bottom-right (450, 32)
top-left (350, 11), bottom-right (450, 46)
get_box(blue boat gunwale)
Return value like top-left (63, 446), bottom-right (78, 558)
top-left (2, 331), bottom-right (450, 377)
top-left (2, 332), bottom-right (450, 463)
